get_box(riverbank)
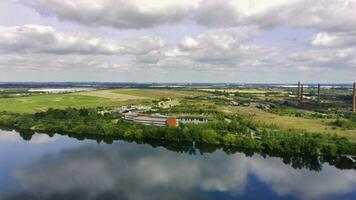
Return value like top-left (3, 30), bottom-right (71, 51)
top-left (0, 107), bottom-right (355, 157)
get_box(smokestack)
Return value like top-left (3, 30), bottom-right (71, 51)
top-left (353, 82), bottom-right (356, 113)
top-left (317, 84), bottom-right (321, 103)
top-left (297, 81), bottom-right (301, 101)
top-left (300, 84), bottom-right (304, 102)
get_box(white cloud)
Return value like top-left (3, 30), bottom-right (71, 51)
top-left (0, 53), bottom-right (129, 71)
top-left (179, 36), bottom-right (200, 50)
top-left (123, 36), bottom-right (166, 55)
top-left (311, 32), bottom-right (356, 47)
top-left (18, 0), bottom-right (199, 29)
top-left (0, 24), bottom-right (122, 54)
top-left (0, 25), bottom-right (171, 57)
top-left (172, 27), bottom-right (276, 68)
top-left (18, 0), bottom-right (356, 33)
top-left (288, 48), bottom-right (356, 71)
top-left (196, 0), bottom-right (356, 32)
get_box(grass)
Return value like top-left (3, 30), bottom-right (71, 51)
top-left (112, 89), bottom-right (207, 99)
top-left (0, 89), bottom-right (208, 113)
top-left (1, 87), bottom-right (355, 142)
top-left (75, 90), bottom-right (147, 100)
top-left (0, 94), bottom-right (124, 113)
top-left (76, 89), bottom-right (207, 99)
top-left (219, 105), bottom-right (356, 142)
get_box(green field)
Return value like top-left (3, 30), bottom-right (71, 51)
top-left (219, 105), bottom-right (356, 142)
top-left (1, 87), bottom-right (355, 142)
top-left (0, 89), bottom-right (208, 113)
top-left (111, 89), bottom-right (207, 99)
top-left (76, 89), bottom-right (207, 99)
top-left (0, 94), bottom-right (121, 113)
top-left (75, 90), bottom-right (147, 100)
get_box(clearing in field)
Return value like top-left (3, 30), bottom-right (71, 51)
top-left (112, 89), bottom-right (207, 99)
top-left (75, 90), bottom-right (147, 100)
top-left (76, 89), bottom-right (208, 99)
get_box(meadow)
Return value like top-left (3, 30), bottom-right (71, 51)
top-left (0, 87), bottom-right (355, 143)
top-left (0, 89), bottom-right (208, 113)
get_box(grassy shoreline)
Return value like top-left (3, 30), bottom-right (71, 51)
top-left (0, 107), bottom-right (355, 157)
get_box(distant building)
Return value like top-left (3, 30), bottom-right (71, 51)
top-left (124, 112), bottom-right (177, 127)
top-left (124, 112), bottom-right (208, 127)
top-left (178, 118), bottom-right (208, 124)
top-left (28, 88), bottom-right (93, 94)
top-left (113, 105), bottom-right (151, 113)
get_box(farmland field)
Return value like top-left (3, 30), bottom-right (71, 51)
top-left (75, 90), bottom-right (147, 100)
top-left (112, 89), bottom-right (207, 99)
top-left (0, 94), bottom-right (122, 113)
top-left (0, 89), bottom-right (209, 113)
top-left (76, 89), bottom-right (207, 99)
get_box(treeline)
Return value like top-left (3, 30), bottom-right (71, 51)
top-left (0, 107), bottom-right (355, 157)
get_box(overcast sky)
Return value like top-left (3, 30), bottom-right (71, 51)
top-left (0, 0), bottom-right (355, 83)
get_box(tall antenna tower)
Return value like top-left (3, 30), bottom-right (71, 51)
top-left (317, 84), bottom-right (321, 103)
top-left (353, 82), bottom-right (356, 113)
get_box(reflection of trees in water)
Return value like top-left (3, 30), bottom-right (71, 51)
top-left (8, 135), bottom-right (356, 200)
top-left (61, 132), bottom-right (355, 171)
top-left (5, 128), bottom-right (356, 171)
top-left (18, 130), bottom-right (35, 141)
top-left (0, 128), bottom-right (354, 200)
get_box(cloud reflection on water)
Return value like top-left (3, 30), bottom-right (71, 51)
top-left (0, 130), bottom-right (55, 144)
top-left (6, 141), bottom-right (355, 200)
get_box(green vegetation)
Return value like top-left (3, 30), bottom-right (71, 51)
top-left (111, 89), bottom-right (207, 99)
top-left (333, 113), bottom-right (356, 130)
top-left (0, 107), bottom-right (355, 157)
top-left (1, 87), bottom-right (356, 158)
top-left (77, 88), bottom-right (207, 99)
top-left (0, 89), bottom-right (207, 113)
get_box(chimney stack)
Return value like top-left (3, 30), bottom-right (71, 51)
top-left (301, 84), bottom-right (304, 102)
top-left (297, 81), bottom-right (301, 101)
top-left (317, 84), bottom-right (321, 103)
top-left (353, 82), bottom-right (356, 113)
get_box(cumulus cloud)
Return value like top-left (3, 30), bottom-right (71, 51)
top-left (17, 0), bottom-right (356, 34)
top-left (196, 0), bottom-right (356, 32)
top-left (311, 32), bottom-right (356, 47)
top-left (18, 0), bottom-right (199, 29)
top-left (0, 54), bottom-right (128, 71)
top-left (289, 48), bottom-right (356, 68)
top-left (0, 24), bottom-right (122, 54)
top-left (0, 24), bottom-right (173, 60)
top-left (116, 27), bottom-right (279, 73)
top-left (123, 36), bottom-right (166, 55)
top-left (171, 27), bottom-right (277, 68)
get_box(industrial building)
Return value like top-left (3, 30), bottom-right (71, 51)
top-left (124, 112), bottom-right (177, 127)
top-left (178, 118), bottom-right (208, 124)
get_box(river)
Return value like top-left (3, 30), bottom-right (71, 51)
top-left (0, 130), bottom-right (355, 200)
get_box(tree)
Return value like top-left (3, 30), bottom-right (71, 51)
top-left (201, 129), bottom-right (219, 144)
top-left (223, 133), bottom-right (236, 145)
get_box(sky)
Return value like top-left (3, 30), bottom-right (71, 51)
top-left (0, 0), bottom-right (355, 83)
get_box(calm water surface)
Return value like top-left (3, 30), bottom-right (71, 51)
top-left (0, 130), bottom-right (355, 200)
